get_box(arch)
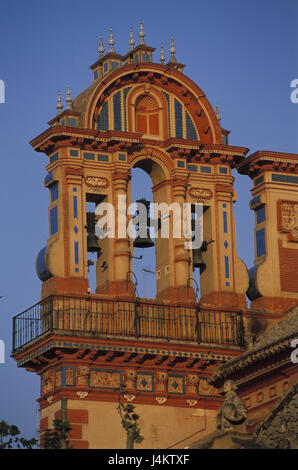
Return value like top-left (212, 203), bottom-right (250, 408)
top-left (83, 64), bottom-right (222, 144)
top-left (129, 147), bottom-right (173, 186)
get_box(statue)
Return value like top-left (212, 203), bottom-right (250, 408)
top-left (216, 380), bottom-right (248, 432)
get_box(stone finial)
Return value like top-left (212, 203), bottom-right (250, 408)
top-left (216, 103), bottom-right (221, 122)
top-left (129, 27), bottom-right (135, 51)
top-left (159, 44), bottom-right (165, 64)
top-left (56, 91), bottom-right (63, 115)
top-left (65, 85), bottom-right (73, 110)
top-left (169, 37), bottom-right (177, 63)
top-left (139, 20), bottom-right (145, 45)
top-left (98, 35), bottom-right (105, 57)
top-left (108, 28), bottom-right (115, 52)
top-left (216, 380), bottom-right (248, 432)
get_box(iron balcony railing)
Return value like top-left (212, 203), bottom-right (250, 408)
top-left (12, 295), bottom-right (245, 352)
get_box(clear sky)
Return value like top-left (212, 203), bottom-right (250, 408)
top-left (0, 0), bottom-right (297, 443)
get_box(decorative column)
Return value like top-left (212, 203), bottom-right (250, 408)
top-left (171, 179), bottom-right (195, 303)
top-left (107, 171), bottom-right (135, 298)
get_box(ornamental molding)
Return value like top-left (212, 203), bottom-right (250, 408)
top-left (77, 391), bottom-right (88, 399)
top-left (186, 399), bottom-right (198, 407)
top-left (123, 394), bottom-right (136, 402)
top-left (155, 396), bottom-right (167, 404)
top-left (189, 187), bottom-right (212, 201)
top-left (84, 176), bottom-right (109, 188)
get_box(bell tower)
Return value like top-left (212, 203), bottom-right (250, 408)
top-left (237, 151), bottom-right (298, 318)
top-left (13, 24), bottom-right (251, 449)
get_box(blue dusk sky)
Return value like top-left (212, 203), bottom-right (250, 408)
top-left (0, 0), bottom-right (297, 442)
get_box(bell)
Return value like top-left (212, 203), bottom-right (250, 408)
top-left (133, 198), bottom-right (155, 249)
top-left (86, 211), bottom-right (101, 255)
top-left (193, 248), bottom-right (206, 272)
top-left (87, 232), bottom-right (101, 255)
top-left (133, 231), bottom-right (155, 249)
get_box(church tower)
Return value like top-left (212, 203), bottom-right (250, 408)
top-left (12, 24), bottom-right (254, 449)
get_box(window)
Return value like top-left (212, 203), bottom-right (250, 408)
top-left (187, 164), bottom-right (198, 172)
top-left (50, 206), bottom-right (58, 235)
top-left (219, 167), bottom-right (228, 174)
top-left (70, 149), bottom-right (79, 157)
top-left (97, 101), bottom-right (109, 131)
top-left (256, 228), bottom-right (266, 257)
top-left (98, 154), bottom-right (109, 162)
top-left (256, 206), bottom-right (265, 224)
top-left (93, 70), bottom-right (98, 80)
top-left (49, 152), bottom-right (59, 164)
top-left (177, 160), bottom-right (185, 168)
top-left (272, 174), bottom-right (298, 184)
top-left (84, 152), bottom-right (95, 160)
top-left (174, 99), bottom-right (183, 139)
top-left (50, 183), bottom-right (58, 203)
top-left (135, 94), bottom-right (159, 136)
top-left (111, 61), bottom-right (119, 70)
top-left (68, 118), bottom-right (77, 127)
top-left (113, 91), bottom-right (122, 131)
top-left (200, 166), bottom-right (211, 174)
top-left (254, 175), bottom-right (264, 186)
top-left (118, 153), bottom-right (126, 161)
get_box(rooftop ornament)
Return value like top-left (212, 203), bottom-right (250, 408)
top-left (129, 27), bottom-right (135, 51)
top-left (56, 91), bottom-right (63, 115)
top-left (139, 20), bottom-right (145, 45)
top-left (98, 35), bottom-right (105, 57)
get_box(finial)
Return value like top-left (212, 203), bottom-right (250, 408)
top-left (216, 103), bottom-right (221, 122)
top-left (129, 27), bottom-right (135, 51)
top-left (139, 20), bottom-right (145, 45)
top-left (159, 44), bottom-right (165, 64)
top-left (65, 85), bottom-right (73, 110)
top-left (56, 91), bottom-right (63, 115)
top-left (108, 28), bottom-right (115, 53)
top-left (98, 35), bottom-right (105, 57)
top-left (169, 37), bottom-right (177, 63)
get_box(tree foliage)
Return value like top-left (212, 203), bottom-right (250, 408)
top-left (42, 419), bottom-right (72, 449)
top-left (0, 420), bottom-right (38, 449)
top-left (117, 385), bottom-right (144, 449)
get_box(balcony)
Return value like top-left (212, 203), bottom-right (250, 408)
top-left (12, 295), bottom-right (245, 353)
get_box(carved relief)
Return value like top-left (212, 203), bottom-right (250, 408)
top-left (65, 367), bottom-right (75, 386)
top-left (279, 201), bottom-right (298, 241)
top-left (198, 379), bottom-right (220, 396)
top-left (42, 371), bottom-right (54, 394)
top-left (136, 373), bottom-right (153, 392)
top-left (155, 372), bottom-right (168, 393)
top-left (85, 176), bottom-right (109, 193)
top-left (189, 187), bottom-right (212, 203)
top-left (77, 366), bottom-right (89, 386)
top-left (90, 370), bottom-right (121, 389)
top-left (123, 369), bottom-right (136, 390)
top-left (186, 374), bottom-right (199, 394)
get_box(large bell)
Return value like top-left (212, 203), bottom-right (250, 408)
top-left (86, 212), bottom-right (101, 255)
top-left (133, 198), bottom-right (155, 249)
top-left (133, 231), bottom-right (155, 249)
top-left (87, 232), bottom-right (101, 254)
top-left (193, 249), bottom-right (206, 272)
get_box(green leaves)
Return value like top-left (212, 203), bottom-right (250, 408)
top-left (0, 420), bottom-right (38, 449)
top-left (117, 385), bottom-right (144, 448)
top-left (43, 419), bottom-right (72, 449)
